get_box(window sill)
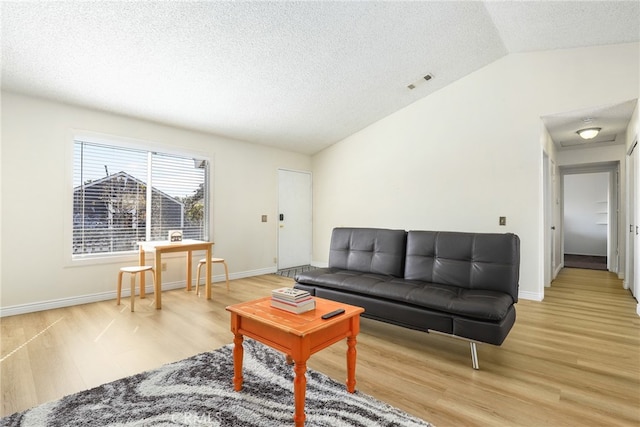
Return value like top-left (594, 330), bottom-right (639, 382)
top-left (66, 250), bottom-right (192, 268)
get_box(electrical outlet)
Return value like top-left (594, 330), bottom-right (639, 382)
top-left (261, 215), bottom-right (268, 222)
top-left (273, 257), bottom-right (277, 264)
top-left (499, 216), bottom-right (507, 226)
top-left (162, 262), bottom-right (167, 271)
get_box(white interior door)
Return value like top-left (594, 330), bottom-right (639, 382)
top-left (632, 143), bottom-right (639, 298)
top-left (278, 169), bottom-right (312, 270)
top-left (544, 152), bottom-right (553, 287)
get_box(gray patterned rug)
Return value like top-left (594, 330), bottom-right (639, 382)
top-left (1, 339), bottom-right (432, 426)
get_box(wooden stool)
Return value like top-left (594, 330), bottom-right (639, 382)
top-left (195, 258), bottom-right (229, 296)
top-left (117, 266), bottom-right (156, 312)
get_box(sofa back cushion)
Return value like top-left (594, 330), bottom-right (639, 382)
top-left (329, 228), bottom-right (407, 277)
top-left (405, 231), bottom-right (520, 302)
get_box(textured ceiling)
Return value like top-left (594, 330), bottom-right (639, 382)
top-left (2, 1), bottom-right (639, 155)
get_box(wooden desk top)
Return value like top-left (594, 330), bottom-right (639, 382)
top-left (137, 239), bottom-right (212, 251)
top-left (226, 296), bottom-right (364, 337)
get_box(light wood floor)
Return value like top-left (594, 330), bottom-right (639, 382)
top-left (1, 269), bottom-right (639, 426)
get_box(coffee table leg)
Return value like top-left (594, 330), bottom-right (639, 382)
top-left (346, 335), bottom-right (357, 392)
top-left (293, 360), bottom-right (307, 427)
top-left (233, 334), bottom-right (244, 391)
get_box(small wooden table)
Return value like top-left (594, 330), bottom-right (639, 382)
top-left (226, 296), bottom-right (364, 426)
top-left (138, 239), bottom-right (213, 309)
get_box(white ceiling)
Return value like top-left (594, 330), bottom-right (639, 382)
top-left (542, 100), bottom-right (638, 151)
top-left (2, 1), bottom-right (639, 155)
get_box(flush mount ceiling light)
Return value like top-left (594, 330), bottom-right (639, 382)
top-left (576, 127), bottom-right (601, 140)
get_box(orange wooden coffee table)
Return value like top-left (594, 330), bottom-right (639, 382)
top-left (226, 296), bottom-right (364, 426)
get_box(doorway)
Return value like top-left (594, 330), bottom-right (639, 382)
top-left (277, 169), bottom-right (312, 270)
top-left (563, 172), bottom-right (609, 269)
top-left (559, 162), bottom-right (619, 274)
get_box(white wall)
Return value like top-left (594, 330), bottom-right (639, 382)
top-left (312, 42), bottom-right (639, 301)
top-left (626, 101), bottom-right (639, 152)
top-left (1, 92), bottom-right (311, 313)
top-left (563, 173), bottom-right (609, 256)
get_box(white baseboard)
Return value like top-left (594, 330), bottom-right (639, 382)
top-left (231, 267), bottom-right (277, 279)
top-left (1, 291), bottom-right (115, 318)
top-left (0, 267), bottom-right (277, 318)
top-left (518, 290), bottom-right (544, 301)
top-left (0, 281), bottom-right (184, 318)
top-left (554, 263), bottom-right (563, 279)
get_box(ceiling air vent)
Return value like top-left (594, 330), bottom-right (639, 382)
top-left (407, 73), bottom-right (434, 90)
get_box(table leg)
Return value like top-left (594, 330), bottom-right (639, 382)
top-left (205, 245), bottom-right (212, 300)
top-left (186, 250), bottom-right (193, 292)
top-left (233, 333), bottom-right (244, 391)
top-left (346, 335), bottom-right (357, 392)
top-left (138, 248), bottom-right (146, 299)
top-left (293, 360), bottom-right (307, 427)
top-left (154, 251), bottom-right (162, 309)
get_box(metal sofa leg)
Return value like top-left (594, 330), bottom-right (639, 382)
top-left (470, 342), bottom-right (479, 370)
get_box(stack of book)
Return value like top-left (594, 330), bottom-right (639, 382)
top-left (271, 287), bottom-right (316, 314)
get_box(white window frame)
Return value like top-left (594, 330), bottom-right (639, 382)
top-left (64, 130), bottom-right (212, 267)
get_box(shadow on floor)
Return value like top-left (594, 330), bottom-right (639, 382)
top-left (275, 265), bottom-right (318, 278)
top-left (564, 254), bottom-right (607, 271)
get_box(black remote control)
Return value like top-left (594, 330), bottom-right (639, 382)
top-left (321, 308), bottom-right (345, 319)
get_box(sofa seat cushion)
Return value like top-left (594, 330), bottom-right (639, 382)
top-left (404, 284), bottom-right (513, 321)
top-left (295, 268), bottom-right (513, 321)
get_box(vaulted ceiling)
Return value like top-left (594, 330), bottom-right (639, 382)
top-left (2, 1), bottom-right (639, 154)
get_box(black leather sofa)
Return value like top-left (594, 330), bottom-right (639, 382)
top-left (294, 227), bottom-right (520, 369)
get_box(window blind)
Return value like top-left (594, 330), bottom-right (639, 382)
top-left (73, 140), bottom-right (208, 256)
